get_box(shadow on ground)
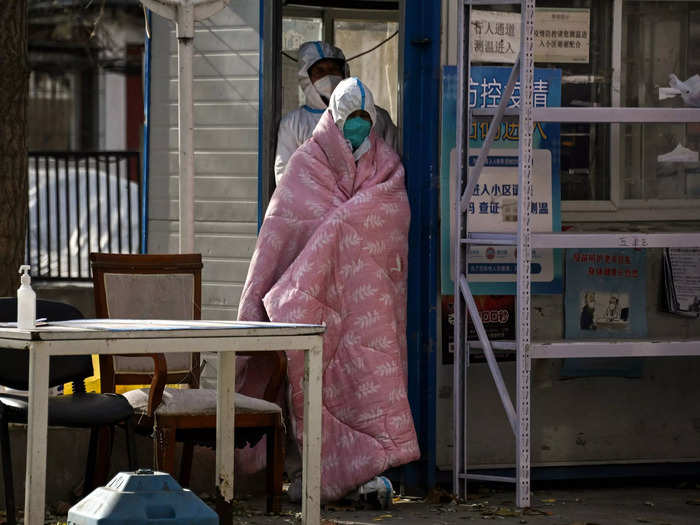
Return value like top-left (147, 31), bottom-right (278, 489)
top-left (10, 481), bottom-right (700, 525)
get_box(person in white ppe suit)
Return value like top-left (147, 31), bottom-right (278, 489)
top-left (274, 41), bottom-right (398, 184)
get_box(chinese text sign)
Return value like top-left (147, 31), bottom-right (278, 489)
top-left (440, 65), bottom-right (562, 295)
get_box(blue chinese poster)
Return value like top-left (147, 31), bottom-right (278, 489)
top-left (562, 248), bottom-right (647, 378)
top-left (564, 248), bottom-right (647, 339)
top-left (440, 65), bottom-right (562, 295)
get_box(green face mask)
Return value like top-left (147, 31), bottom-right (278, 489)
top-left (343, 117), bottom-right (372, 150)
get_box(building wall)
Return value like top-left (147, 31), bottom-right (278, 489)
top-left (102, 72), bottom-right (126, 150)
top-left (99, 15), bottom-right (145, 151)
top-left (436, 0), bottom-right (700, 470)
top-left (148, 1), bottom-right (260, 321)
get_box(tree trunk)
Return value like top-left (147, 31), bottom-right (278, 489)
top-left (0, 1), bottom-right (29, 296)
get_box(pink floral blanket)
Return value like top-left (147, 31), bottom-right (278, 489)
top-left (237, 110), bottom-right (419, 501)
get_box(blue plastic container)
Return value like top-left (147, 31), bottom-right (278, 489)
top-left (67, 469), bottom-right (218, 524)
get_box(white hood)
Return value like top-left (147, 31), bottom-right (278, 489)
top-left (328, 77), bottom-right (378, 160)
top-left (298, 41), bottom-right (350, 111)
top-left (328, 77), bottom-right (377, 132)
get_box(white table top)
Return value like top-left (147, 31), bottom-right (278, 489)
top-left (0, 319), bottom-right (326, 341)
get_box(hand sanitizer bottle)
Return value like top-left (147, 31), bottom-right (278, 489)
top-left (17, 265), bottom-right (36, 330)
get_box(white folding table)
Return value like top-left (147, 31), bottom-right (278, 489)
top-left (0, 319), bottom-right (325, 525)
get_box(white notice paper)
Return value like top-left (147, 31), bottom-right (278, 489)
top-left (470, 8), bottom-right (590, 64)
top-left (665, 248), bottom-right (700, 316)
top-left (534, 8), bottom-right (590, 64)
top-left (470, 10), bottom-right (520, 63)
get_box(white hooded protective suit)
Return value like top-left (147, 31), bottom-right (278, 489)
top-left (274, 41), bottom-right (398, 184)
top-left (328, 77), bottom-right (377, 161)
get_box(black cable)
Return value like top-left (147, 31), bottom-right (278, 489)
top-left (346, 30), bottom-right (398, 62)
top-left (280, 30), bottom-right (399, 63)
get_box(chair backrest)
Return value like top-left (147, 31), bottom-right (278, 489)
top-left (90, 253), bottom-right (203, 392)
top-left (0, 298), bottom-right (91, 390)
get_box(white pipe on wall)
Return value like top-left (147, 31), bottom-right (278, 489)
top-left (177, 33), bottom-right (195, 253)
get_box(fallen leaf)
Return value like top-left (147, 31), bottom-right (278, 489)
top-left (541, 498), bottom-right (557, 503)
top-left (424, 487), bottom-right (455, 504)
top-left (686, 499), bottom-right (700, 505)
top-left (522, 507), bottom-right (553, 516)
top-left (494, 507), bottom-right (520, 517)
top-left (373, 514), bottom-right (393, 521)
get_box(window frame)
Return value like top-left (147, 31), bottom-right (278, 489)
top-left (280, 5), bottom-right (401, 121)
top-left (563, 0), bottom-right (700, 222)
top-left (282, 6), bottom-right (399, 43)
top-left (267, 5), bottom-right (402, 208)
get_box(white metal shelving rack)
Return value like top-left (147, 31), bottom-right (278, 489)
top-left (453, 0), bottom-right (700, 508)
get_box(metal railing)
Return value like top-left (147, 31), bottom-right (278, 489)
top-left (26, 151), bottom-right (141, 280)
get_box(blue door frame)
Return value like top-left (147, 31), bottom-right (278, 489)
top-left (401, 0), bottom-right (440, 492)
top-left (141, 9), bottom-right (153, 253)
top-left (257, 0), bottom-right (442, 494)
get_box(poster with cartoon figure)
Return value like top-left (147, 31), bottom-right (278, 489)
top-left (561, 248), bottom-right (647, 378)
top-left (565, 248), bottom-right (647, 339)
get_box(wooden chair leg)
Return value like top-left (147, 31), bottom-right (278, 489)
top-left (179, 440), bottom-right (194, 487)
top-left (266, 418), bottom-right (285, 514)
top-left (216, 490), bottom-right (234, 525)
top-left (1, 415), bottom-right (16, 525)
top-left (276, 421), bottom-right (286, 510)
top-left (155, 425), bottom-right (177, 476)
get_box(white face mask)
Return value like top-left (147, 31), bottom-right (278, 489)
top-left (313, 75), bottom-right (343, 100)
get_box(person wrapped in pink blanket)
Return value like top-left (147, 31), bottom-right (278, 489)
top-left (237, 77), bottom-right (420, 502)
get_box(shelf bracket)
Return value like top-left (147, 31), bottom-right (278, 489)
top-left (459, 276), bottom-right (518, 434)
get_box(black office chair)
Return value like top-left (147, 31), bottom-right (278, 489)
top-left (0, 298), bottom-right (135, 525)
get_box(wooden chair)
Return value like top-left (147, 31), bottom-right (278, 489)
top-left (90, 253), bottom-right (286, 513)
